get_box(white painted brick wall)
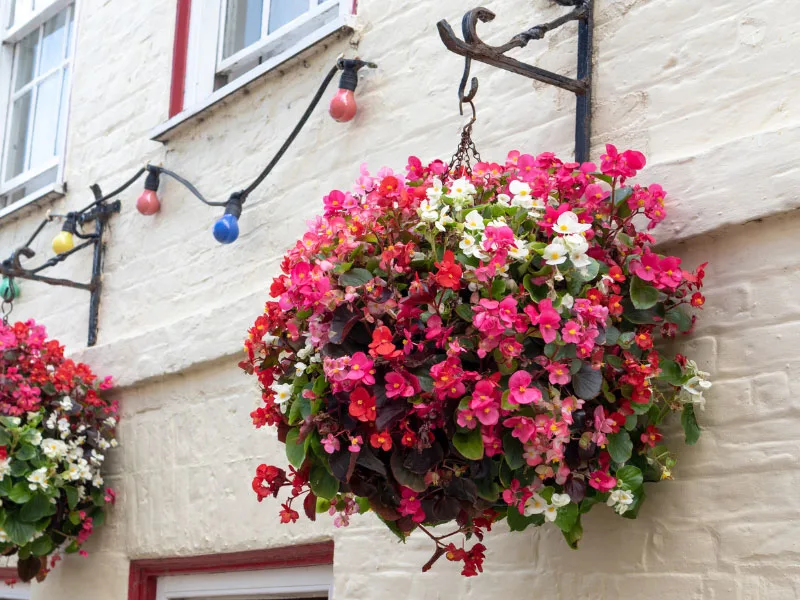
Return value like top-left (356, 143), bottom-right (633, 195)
top-left (0, 0), bottom-right (795, 597)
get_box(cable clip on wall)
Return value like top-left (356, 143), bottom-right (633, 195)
top-left (0, 58), bottom-right (376, 347)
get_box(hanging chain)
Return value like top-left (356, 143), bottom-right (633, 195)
top-left (448, 100), bottom-right (482, 176)
top-left (1, 277), bottom-right (15, 325)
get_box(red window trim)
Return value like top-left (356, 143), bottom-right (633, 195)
top-left (0, 567), bottom-right (17, 581)
top-left (128, 541), bottom-right (333, 600)
top-left (169, 0), bottom-right (192, 118)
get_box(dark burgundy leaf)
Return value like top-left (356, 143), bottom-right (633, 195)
top-left (403, 442), bottom-right (444, 475)
top-left (572, 361), bottom-right (603, 400)
top-left (368, 495), bottom-right (402, 521)
top-left (578, 441), bottom-right (598, 461)
top-left (303, 492), bottom-right (318, 522)
top-left (375, 384), bottom-right (410, 431)
top-left (422, 496), bottom-right (460, 523)
top-left (565, 440), bottom-right (582, 470)
top-left (564, 477), bottom-right (586, 503)
top-left (349, 473), bottom-right (378, 498)
top-left (17, 556), bottom-right (41, 583)
top-left (328, 305), bottom-right (359, 344)
top-left (445, 477), bottom-right (478, 504)
top-left (356, 445), bottom-right (388, 476)
top-left (390, 449), bottom-right (426, 492)
top-left (329, 448), bottom-right (357, 482)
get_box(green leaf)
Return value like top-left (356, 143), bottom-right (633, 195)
top-left (681, 404), bottom-right (701, 445)
top-left (604, 326), bottom-right (620, 346)
top-left (630, 275), bottom-right (659, 310)
top-left (455, 304), bottom-right (474, 322)
top-left (4, 517), bottom-right (35, 545)
top-left (614, 186), bottom-right (633, 206)
top-left (561, 516), bottom-right (583, 549)
top-left (20, 493), bottom-right (55, 522)
top-left (0, 417), bottom-right (20, 430)
top-left (491, 278), bottom-right (506, 301)
top-left (14, 444), bottom-right (36, 461)
top-left (64, 486), bottom-right (79, 510)
top-left (506, 506), bottom-right (544, 532)
top-left (575, 258), bottom-right (600, 282)
top-left (287, 395), bottom-right (310, 425)
top-left (309, 464), bottom-right (339, 500)
top-left (615, 465), bottom-right (643, 491)
top-left (0, 429), bottom-right (10, 446)
top-left (338, 268), bottom-right (374, 287)
top-left (30, 534), bottom-right (54, 557)
top-left (453, 427), bottom-right (484, 460)
top-left (607, 432), bottom-right (633, 463)
top-left (621, 299), bottom-right (665, 324)
top-left (658, 359), bottom-right (687, 386)
top-left (554, 502), bottom-right (579, 533)
top-left (284, 428), bottom-right (307, 469)
top-left (502, 433), bottom-right (525, 470)
top-left (666, 306), bottom-right (692, 333)
top-left (8, 482), bottom-right (31, 504)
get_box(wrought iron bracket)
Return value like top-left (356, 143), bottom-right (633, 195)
top-left (0, 188), bottom-right (121, 347)
top-left (437, 0), bottom-right (594, 163)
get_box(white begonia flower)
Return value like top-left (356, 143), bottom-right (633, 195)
top-left (487, 217), bottom-right (507, 229)
top-left (262, 333), bottom-right (280, 346)
top-left (419, 199), bottom-right (440, 222)
top-left (543, 239), bottom-right (568, 265)
top-left (309, 354), bottom-right (322, 364)
top-left (66, 464), bottom-right (81, 481)
top-left (543, 503), bottom-right (560, 522)
top-left (92, 474), bottom-right (104, 487)
top-left (563, 233), bottom-right (591, 268)
top-left (511, 195), bottom-right (534, 209)
top-left (509, 180), bottom-right (532, 199)
top-left (554, 211), bottom-right (591, 235)
top-left (104, 417), bottom-right (117, 428)
top-left (271, 382), bottom-right (293, 405)
top-left (523, 493), bottom-right (547, 516)
top-left (495, 193), bottom-right (511, 206)
top-left (60, 397), bottom-right (73, 411)
top-left (434, 207), bottom-right (455, 232)
top-left (0, 530), bottom-right (8, 543)
top-left (27, 430), bottom-right (42, 446)
top-left (561, 294), bottom-right (575, 310)
top-left (463, 210), bottom-right (485, 231)
top-left (45, 414), bottom-right (57, 430)
top-left (448, 178), bottom-right (476, 200)
top-left (294, 362), bottom-right (307, 377)
top-left (607, 489), bottom-right (634, 514)
top-left (427, 178), bottom-right (443, 201)
top-left (0, 458), bottom-right (10, 481)
top-left (110, 439), bottom-right (119, 448)
top-left (90, 449), bottom-right (104, 466)
top-left (508, 239), bottom-right (530, 261)
top-left (551, 493), bottom-right (571, 508)
top-left (98, 438), bottom-right (111, 451)
top-left (27, 467), bottom-right (49, 491)
top-left (459, 233), bottom-right (478, 255)
top-left (530, 196), bottom-right (547, 210)
top-left (42, 439), bottom-right (67, 459)
top-left (296, 344), bottom-right (313, 360)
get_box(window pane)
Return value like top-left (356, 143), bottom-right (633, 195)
top-left (5, 91), bottom-right (33, 179)
top-left (29, 71), bottom-right (60, 170)
top-left (39, 8), bottom-right (67, 74)
top-left (222, 0), bottom-right (263, 59)
top-left (56, 66), bottom-right (69, 153)
top-left (15, 28), bottom-right (39, 91)
top-left (268, 0), bottom-right (308, 33)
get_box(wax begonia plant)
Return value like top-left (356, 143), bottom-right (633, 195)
top-left (0, 320), bottom-right (118, 582)
top-left (242, 145), bottom-right (709, 576)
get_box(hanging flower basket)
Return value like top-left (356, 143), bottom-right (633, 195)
top-left (0, 320), bottom-right (118, 582)
top-left (242, 146), bottom-right (709, 576)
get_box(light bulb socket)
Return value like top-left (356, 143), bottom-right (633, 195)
top-left (224, 192), bottom-right (244, 220)
top-left (61, 213), bottom-right (78, 234)
top-left (336, 58), bottom-right (377, 92)
top-left (144, 166), bottom-right (160, 192)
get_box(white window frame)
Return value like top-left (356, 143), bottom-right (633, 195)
top-left (151, 0), bottom-right (354, 142)
top-left (0, 580), bottom-right (30, 599)
top-left (0, 0), bottom-right (75, 218)
top-left (155, 563), bottom-right (332, 600)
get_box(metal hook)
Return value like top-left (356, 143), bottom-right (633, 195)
top-left (458, 57), bottom-right (479, 116)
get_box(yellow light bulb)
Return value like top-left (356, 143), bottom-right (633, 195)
top-left (52, 231), bottom-right (75, 255)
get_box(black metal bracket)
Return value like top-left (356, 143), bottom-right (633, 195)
top-left (0, 189), bottom-right (121, 347)
top-left (437, 0), bottom-right (594, 163)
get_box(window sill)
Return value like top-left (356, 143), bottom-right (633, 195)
top-left (0, 182), bottom-right (65, 222)
top-left (150, 14), bottom-right (354, 144)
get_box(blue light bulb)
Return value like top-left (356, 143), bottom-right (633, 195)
top-left (213, 213), bottom-right (239, 244)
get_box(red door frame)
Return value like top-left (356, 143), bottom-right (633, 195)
top-left (128, 541), bottom-right (334, 600)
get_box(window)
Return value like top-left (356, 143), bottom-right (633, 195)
top-left (0, 0), bottom-right (74, 214)
top-left (155, 0), bottom-right (354, 140)
top-left (129, 543), bottom-right (334, 600)
top-left (0, 567), bottom-right (30, 599)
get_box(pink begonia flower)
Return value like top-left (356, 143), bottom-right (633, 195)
top-left (599, 144), bottom-right (646, 180)
top-left (508, 371), bottom-right (542, 405)
top-left (588, 470), bottom-right (618, 492)
top-left (399, 487), bottom-right (426, 523)
top-left (483, 431), bottom-right (504, 457)
top-left (471, 398), bottom-right (499, 426)
top-left (497, 297), bottom-right (518, 328)
top-left (473, 299), bottom-right (506, 338)
top-left (504, 416), bottom-right (537, 444)
top-left (482, 225), bottom-right (516, 253)
top-left (385, 371), bottom-right (416, 399)
top-left (658, 256), bottom-right (683, 289)
top-left (593, 406), bottom-right (616, 435)
top-left (527, 298), bottom-right (561, 343)
top-left (561, 320), bottom-right (583, 344)
top-left (322, 433), bottom-right (340, 454)
top-left (348, 435), bottom-right (363, 453)
top-left (547, 362), bottom-right (571, 386)
top-left (457, 409), bottom-right (478, 430)
top-left (630, 250), bottom-right (660, 282)
top-left (346, 352), bottom-right (374, 383)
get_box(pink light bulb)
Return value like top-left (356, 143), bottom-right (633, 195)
top-left (329, 88), bottom-right (357, 123)
top-left (136, 190), bottom-right (161, 215)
